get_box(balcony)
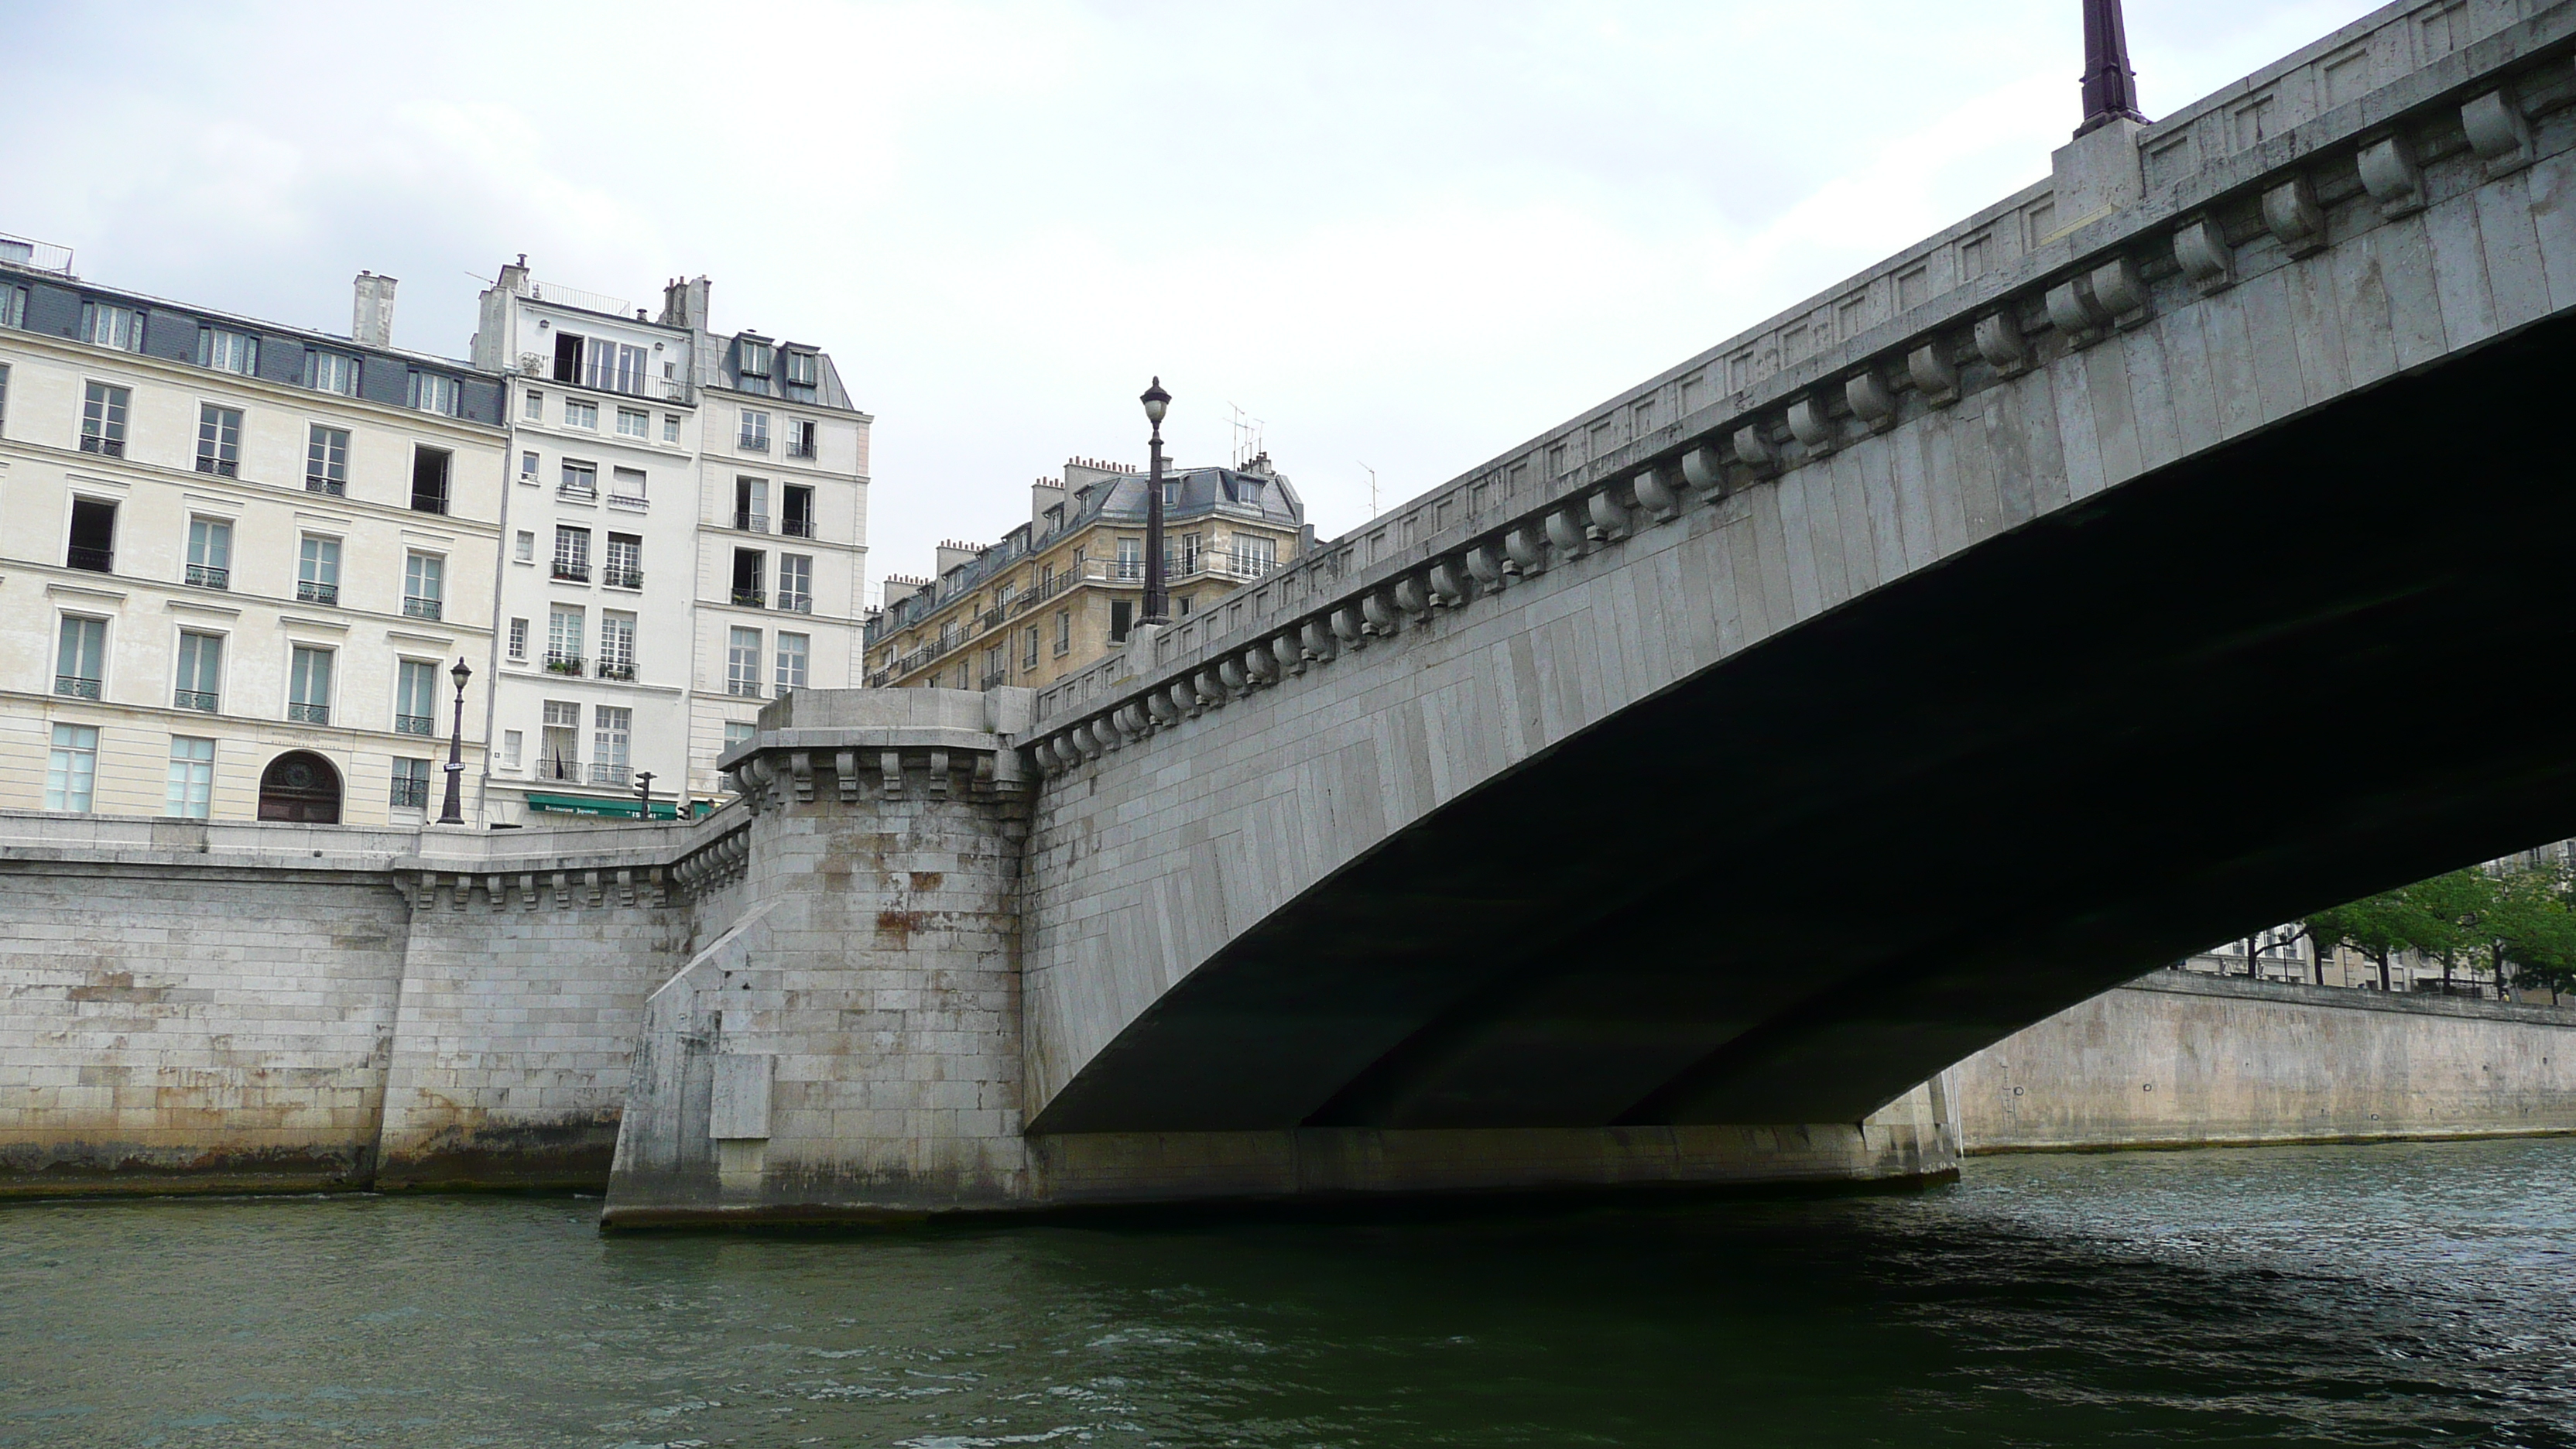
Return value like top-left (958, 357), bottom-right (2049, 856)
top-left (980, 669), bottom-right (1009, 690)
top-left (544, 653), bottom-right (585, 676)
top-left (195, 456), bottom-right (238, 478)
top-left (738, 433), bottom-right (769, 452)
top-left (608, 490), bottom-right (648, 512)
top-left (296, 580), bottom-right (338, 606)
top-left (185, 564), bottom-right (229, 591)
top-left (305, 475), bottom-right (345, 497)
top-left (596, 659), bottom-right (635, 682)
top-left (786, 440), bottom-right (817, 461)
top-left (552, 561), bottom-right (591, 583)
top-left (733, 511), bottom-right (769, 534)
top-left (403, 596), bottom-right (443, 621)
top-left (557, 479), bottom-right (598, 503)
top-left (731, 587), bottom-right (765, 608)
top-left (395, 713), bottom-right (435, 737)
top-left (726, 679), bottom-right (762, 699)
top-left (601, 566), bottom-right (644, 590)
top-left (389, 777), bottom-right (430, 810)
top-left (589, 762), bottom-right (632, 788)
top-left (54, 674), bottom-right (101, 700)
top-left (779, 593), bottom-right (813, 615)
top-left (287, 701), bottom-right (330, 724)
top-left (67, 546), bottom-right (113, 574)
top-left (782, 514), bottom-right (816, 538)
top-left (78, 434), bottom-right (124, 458)
top-left (173, 689), bottom-right (218, 712)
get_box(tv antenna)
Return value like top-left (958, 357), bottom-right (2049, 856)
top-left (1227, 402), bottom-right (1266, 468)
top-left (1359, 462), bottom-right (1378, 519)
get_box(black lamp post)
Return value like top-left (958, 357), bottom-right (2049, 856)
top-left (438, 656), bottom-right (471, 825)
top-left (1140, 377), bottom-right (1171, 626)
top-left (2077, 0), bottom-right (2147, 135)
top-left (635, 769), bottom-right (656, 821)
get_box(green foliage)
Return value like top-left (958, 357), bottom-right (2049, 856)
top-left (2301, 860), bottom-right (2576, 999)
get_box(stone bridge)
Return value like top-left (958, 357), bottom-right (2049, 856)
top-left (602, 0), bottom-right (2576, 1222)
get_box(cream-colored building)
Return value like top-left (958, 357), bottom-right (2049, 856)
top-left (0, 239), bottom-right (504, 826)
top-left (865, 454), bottom-right (1306, 692)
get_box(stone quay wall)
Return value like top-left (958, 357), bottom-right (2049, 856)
top-left (0, 807), bottom-right (748, 1196)
top-left (1954, 971), bottom-right (2576, 1152)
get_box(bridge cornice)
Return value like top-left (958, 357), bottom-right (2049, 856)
top-left (1026, 0), bottom-right (2576, 777)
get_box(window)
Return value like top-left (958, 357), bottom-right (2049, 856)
top-left (307, 424), bottom-right (350, 495)
top-left (598, 612), bottom-right (636, 680)
top-left (1231, 534), bottom-right (1278, 577)
top-left (603, 533), bottom-right (642, 590)
top-left (1023, 625), bottom-right (1039, 670)
top-left (514, 530), bottom-right (536, 564)
top-left (166, 737), bottom-right (214, 819)
top-left (662, 413), bottom-right (680, 443)
top-left (396, 659), bottom-right (438, 736)
top-left (739, 409), bottom-right (769, 451)
top-left (81, 301), bottom-right (143, 351)
top-left (981, 643), bottom-right (1003, 689)
top-left (783, 351), bottom-right (819, 389)
top-left (67, 497), bottom-right (116, 572)
top-left (1162, 480), bottom-right (1179, 508)
top-left (0, 285), bottom-right (24, 329)
top-left (403, 552), bottom-right (444, 620)
top-left (778, 554), bottom-right (812, 613)
top-left (0, 361), bottom-right (10, 430)
top-left (519, 450), bottom-right (539, 480)
top-left (1178, 532), bottom-right (1202, 574)
top-left (738, 339), bottom-right (774, 379)
top-left (560, 459), bottom-right (598, 501)
top-left (1055, 608), bottom-right (1070, 655)
top-left (589, 342), bottom-right (646, 396)
top-left (615, 406), bottom-right (650, 437)
top-left (197, 327), bottom-right (258, 375)
top-left (408, 370), bottom-right (460, 416)
top-left (591, 705), bottom-right (632, 786)
top-left (565, 398), bottom-right (598, 430)
top-left (297, 535), bottom-right (341, 606)
top-left (175, 631), bottom-right (223, 711)
top-left (540, 700), bottom-right (580, 780)
top-left (782, 484), bottom-right (814, 537)
top-left (186, 516), bottom-right (231, 590)
top-left (1176, 594), bottom-right (1193, 618)
top-left (55, 616), bottom-right (105, 697)
top-left (195, 404), bottom-right (242, 477)
top-left (523, 389), bottom-right (544, 420)
top-left (727, 627), bottom-right (762, 697)
top-left (1110, 599), bottom-right (1133, 643)
top-left (776, 632), bottom-right (809, 691)
top-left (553, 526), bottom-right (591, 582)
top-left (288, 646), bottom-right (333, 724)
top-left (499, 729), bottom-right (522, 769)
top-left (45, 724), bottom-right (99, 813)
top-left (553, 332), bottom-right (585, 384)
top-left (410, 446), bottom-right (451, 514)
top-left (1116, 537), bottom-right (1142, 582)
top-left (734, 477), bottom-right (769, 532)
top-left (786, 417), bottom-right (818, 459)
top-left (80, 382), bottom-right (129, 457)
top-left (390, 757), bottom-right (432, 811)
top-left (304, 350), bottom-right (360, 396)
top-left (731, 548), bottom-right (766, 608)
top-left (609, 466), bottom-right (647, 509)
top-left (724, 721), bottom-right (756, 753)
top-left (508, 617), bottom-right (529, 661)
top-left (547, 606), bottom-right (585, 673)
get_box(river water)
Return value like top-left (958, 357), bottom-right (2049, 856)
top-left (3, 1138), bottom-right (2573, 1447)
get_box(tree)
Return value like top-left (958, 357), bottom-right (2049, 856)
top-left (2478, 864), bottom-right (2576, 1004)
top-left (2305, 886), bottom-right (2447, 992)
top-left (2402, 868), bottom-right (2493, 994)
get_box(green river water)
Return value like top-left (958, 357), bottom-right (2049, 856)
top-left (2, 1137), bottom-right (2573, 1447)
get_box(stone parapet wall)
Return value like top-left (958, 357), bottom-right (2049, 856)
top-left (1954, 971), bottom-right (2576, 1152)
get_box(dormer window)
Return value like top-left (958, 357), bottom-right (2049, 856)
top-left (782, 349), bottom-right (817, 388)
top-left (738, 338), bottom-right (773, 378)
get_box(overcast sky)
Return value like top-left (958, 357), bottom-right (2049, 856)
top-left (11, 0), bottom-right (2380, 601)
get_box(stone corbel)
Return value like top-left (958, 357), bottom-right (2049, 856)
top-left (2355, 135), bottom-right (2424, 218)
top-left (1389, 575), bottom-right (1432, 621)
top-left (2088, 257), bottom-right (2150, 328)
top-left (1300, 616), bottom-right (1339, 663)
top-left (880, 748), bottom-right (906, 794)
top-left (790, 751), bottom-right (814, 803)
top-left (584, 869), bottom-right (605, 907)
top-left (1426, 557), bottom-right (1471, 605)
top-left (1906, 343), bottom-right (1960, 406)
top-left (519, 872), bottom-right (538, 911)
top-left (1543, 504), bottom-right (1589, 560)
top-left (1331, 604), bottom-right (1369, 651)
top-left (1730, 424), bottom-right (1779, 476)
top-left (1785, 396), bottom-right (1835, 454)
top-left (1194, 667), bottom-right (1229, 709)
top-left (1360, 590), bottom-right (1402, 638)
top-left (1504, 524), bottom-right (1549, 576)
top-left (1844, 370), bottom-right (1898, 433)
top-left (2461, 90), bottom-right (2532, 177)
top-left (1239, 645), bottom-right (1279, 687)
top-left (2260, 176), bottom-right (2327, 258)
top-left (1973, 310), bottom-right (2030, 375)
top-left (1115, 701), bottom-right (1150, 742)
top-left (1632, 465), bottom-right (1684, 521)
top-left (553, 870), bottom-right (574, 908)
top-left (835, 749), bottom-right (861, 803)
top-left (616, 868), bottom-right (635, 907)
top-left (2043, 276), bottom-right (2108, 347)
top-left (927, 748), bottom-right (953, 791)
top-left (488, 874), bottom-right (509, 913)
top-left (1585, 485), bottom-right (1632, 541)
top-left (1680, 444), bottom-right (1730, 494)
top-left (1271, 632), bottom-right (1307, 678)
top-left (2171, 217), bottom-right (2235, 294)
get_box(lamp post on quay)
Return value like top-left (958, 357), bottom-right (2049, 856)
top-left (438, 657), bottom-right (472, 826)
top-left (1140, 377), bottom-right (1171, 627)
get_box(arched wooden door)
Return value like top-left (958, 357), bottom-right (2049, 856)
top-left (256, 751), bottom-right (341, 824)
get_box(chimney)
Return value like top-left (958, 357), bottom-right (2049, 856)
top-left (497, 254), bottom-right (532, 296)
top-left (934, 539), bottom-right (985, 576)
top-left (1031, 477), bottom-right (1067, 531)
top-left (659, 275), bottom-right (711, 331)
top-left (352, 271), bottom-right (398, 349)
top-left (882, 574), bottom-right (930, 608)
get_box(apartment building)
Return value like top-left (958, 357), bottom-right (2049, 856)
top-left (468, 264), bottom-right (869, 820)
top-left (0, 237), bottom-right (503, 827)
top-left (865, 453), bottom-right (1306, 692)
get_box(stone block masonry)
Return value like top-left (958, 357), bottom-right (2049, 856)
top-left (0, 809), bottom-right (747, 1196)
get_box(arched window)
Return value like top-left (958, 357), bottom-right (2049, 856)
top-left (256, 751), bottom-right (341, 824)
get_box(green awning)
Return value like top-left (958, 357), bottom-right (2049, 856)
top-left (522, 793), bottom-right (707, 820)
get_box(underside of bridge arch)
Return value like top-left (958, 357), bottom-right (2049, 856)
top-left (1027, 311), bottom-right (2576, 1136)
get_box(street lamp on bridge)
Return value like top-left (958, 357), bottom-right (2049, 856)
top-left (438, 656), bottom-right (471, 826)
top-left (1140, 377), bottom-right (1171, 627)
